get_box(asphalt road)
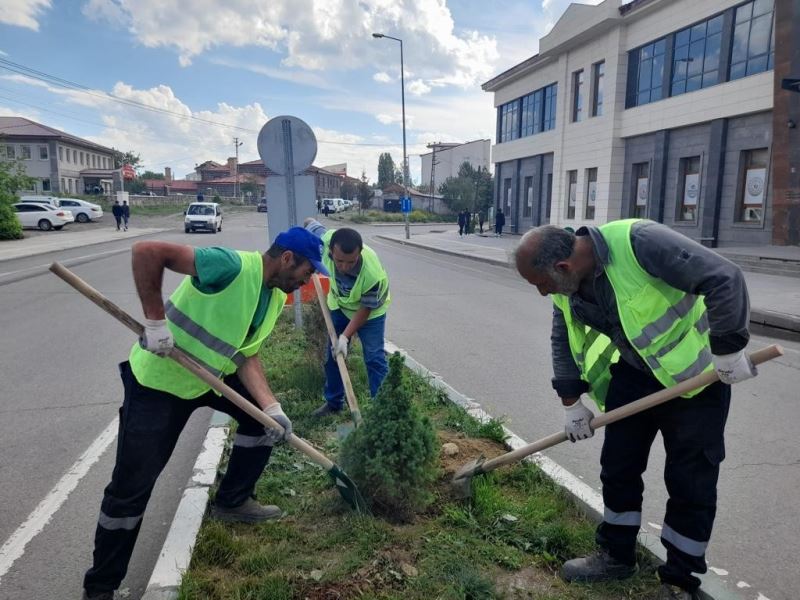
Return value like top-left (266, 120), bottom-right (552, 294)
top-left (0, 212), bottom-right (797, 600)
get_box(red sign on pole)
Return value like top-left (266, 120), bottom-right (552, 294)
top-left (122, 164), bottom-right (136, 180)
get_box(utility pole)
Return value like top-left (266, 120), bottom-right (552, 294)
top-left (427, 141), bottom-right (441, 213)
top-left (233, 137), bottom-right (243, 201)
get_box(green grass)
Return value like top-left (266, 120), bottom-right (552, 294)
top-left (330, 209), bottom-right (457, 224)
top-left (180, 308), bottom-right (661, 599)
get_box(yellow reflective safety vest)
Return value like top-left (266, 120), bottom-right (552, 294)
top-left (552, 219), bottom-right (712, 411)
top-left (129, 251), bottom-right (286, 399)
top-left (321, 229), bottom-right (390, 320)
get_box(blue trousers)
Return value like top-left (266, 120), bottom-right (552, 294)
top-left (324, 310), bottom-right (387, 408)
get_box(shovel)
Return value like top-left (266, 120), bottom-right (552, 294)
top-left (452, 344), bottom-right (784, 498)
top-left (312, 273), bottom-right (363, 437)
top-left (49, 262), bottom-right (369, 514)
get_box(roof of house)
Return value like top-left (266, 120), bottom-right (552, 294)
top-left (200, 174), bottom-right (266, 184)
top-left (142, 179), bottom-right (199, 191)
top-left (0, 116), bottom-right (115, 154)
top-left (199, 158), bottom-right (339, 178)
top-left (195, 160), bottom-right (226, 169)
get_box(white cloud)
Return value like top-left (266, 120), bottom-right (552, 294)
top-left (208, 57), bottom-right (340, 91)
top-left (408, 79), bottom-right (432, 96)
top-left (375, 113), bottom-right (400, 126)
top-left (373, 72), bottom-right (392, 83)
top-left (0, 0), bottom-right (51, 30)
top-left (0, 49), bottom-right (8, 57)
top-left (82, 0), bottom-right (499, 91)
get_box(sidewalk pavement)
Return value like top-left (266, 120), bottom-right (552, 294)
top-left (0, 226), bottom-right (168, 263)
top-left (375, 229), bottom-right (800, 336)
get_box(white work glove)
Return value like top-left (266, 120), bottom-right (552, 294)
top-left (334, 333), bottom-right (349, 359)
top-left (139, 318), bottom-right (173, 357)
top-left (713, 350), bottom-right (757, 385)
top-left (262, 403), bottom-right (293, 444)
top-left (564, 398), bottom-right (595, 442)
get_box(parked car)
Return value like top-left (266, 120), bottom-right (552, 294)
top-left (257, 198), bottom-right (268, 213)
top-left (19, 195), bottom-right (61, 207)
top-left (184, 202), bottom-right (223, 233)
top-left (13, 202), bottom-right (74, 231)
top-left (55, 198), bottom-right (104, 223)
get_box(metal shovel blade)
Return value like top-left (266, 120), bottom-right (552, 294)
top-left (329, 463), bottom-right (370, 514)
top-left (451, 455), bottom-right (486, 499)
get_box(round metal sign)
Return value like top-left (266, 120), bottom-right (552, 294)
top-left (257, 115), bottom-right (317, 176)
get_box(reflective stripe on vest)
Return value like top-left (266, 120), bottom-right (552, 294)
top-left (552, 219), bottom-right (712, 410)
top-left (129, 251), bottom-right (287, 399)
top-left (321, 229), bottom-right (390, 319)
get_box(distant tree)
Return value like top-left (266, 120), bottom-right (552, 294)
top-left (127, 179), bottom-right (147, 194)
top-left (377, 153), bottom-right (397, 189)
top-left (357, 170), bottom-right (374, 211)
top-left (340, 178), bottom-right (357, 201)
top-left (438, 162), bottom-right (494, 214)
top-left (0, 159), bottom-right (34, 240)
top-left (111, 148), bottom-right (142, 170)
top-left (438, 175), bottom-right (474, 212)
top-left (140, 171), bottom-right (164, 180)
top-left (240, 176), bottom-right (259, 199)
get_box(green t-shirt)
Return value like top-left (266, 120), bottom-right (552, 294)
top-left (192, 247), bottom-right (271, 335)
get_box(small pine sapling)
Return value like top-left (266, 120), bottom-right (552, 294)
top-left (340, 352), bottom-right (439, 519)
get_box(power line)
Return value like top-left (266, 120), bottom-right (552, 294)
top-left (0, 58), bottom-right (396, 147)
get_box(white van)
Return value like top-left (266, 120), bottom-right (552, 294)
top-left (184, 202), bottom-right (223, 233)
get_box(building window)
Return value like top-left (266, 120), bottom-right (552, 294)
top-left (92, 155), bottom-right (96, 168)
top-left (60, 177), bottom-right (65, 191)
top-left (4, 145), bottom-right (15, 159)
top-left (39, 145), bottom-right (49, 160)
top-left (73, 149), bottom-right (78, 163)
top-left (521, 91), bottom-right (543, 137)
top-left (499, 101), bottom-right (520, 142)
top-left (737, 148), bottom-right (768, 223)
top-left (572, 70), bottom-right (585, 122)
top-left (545, 173), bottom-right (553, 220)
top-left (543, 83), bottom-right (557, 131)
top-left (632, 162), bottom-right (650, 218)
top-left (629, 39), bottom-right (666, 107)
top-left (503, 178), bottom-right (513, 212)
top-left (677, 156), bottom-right (702, 223)
top-left (671, 15), bottom-right (723, 96)
top-left (566, 170), bottom-right (577, 219)
top-left (20, 145), bottom-right (32, 160)
top-left (585, 168), bottom-right (597, 219)
top-left (68, 178), bottom-right (73, 193)
top-left (730, 0), bottom-right (774, 80)
top-left (58, 146), bottom-right (63, 161)
top-left (42, 178), bottom-right (51, 192)
top-left (79, 151), bottom-right (84, 165)
top-left (592, 61), bottom-right (605, 117)
top-left (523, 176), bottom-right (533, 217)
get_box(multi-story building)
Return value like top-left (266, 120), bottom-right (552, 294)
top-left (482, 0), bottom-right (798, 246)
top-left (420, 139), bottom-right (491, 194)
top-left (0, 117), bottom-right (116, 195)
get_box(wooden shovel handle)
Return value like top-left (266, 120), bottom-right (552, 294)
top-left (49, 261), bottom-right (335, 471)
top-left (475, 344), bottom-right (784, 475)
top-left (312, 273), bottom-right (362, 426)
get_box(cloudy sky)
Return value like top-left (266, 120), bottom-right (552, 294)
top-left (0, 0), bottom-right (594, 183)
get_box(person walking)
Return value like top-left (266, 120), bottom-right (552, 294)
top-left (81, 227), bottom-right (329, 600)
top-left (121, 200), bottom-right (130, 231)
top-left (494, 209), bottom-right (505, 237)
top-left (197, 191), bottom-right (205, 202)
top-left (457, 210), bottom-right (466, 237)
top-left (304, 217), bottom-right (391, 417)
top-left (111, 200), bottom-right (123, 231)
top-left (479, 210), bottom-right (485, 234)
top-left (323, 201), bottom-right (331, 217)
top-left (513, 219), bottom-right (754, 600)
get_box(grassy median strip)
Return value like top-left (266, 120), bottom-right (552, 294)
top-left (179, 310), bottom-right (660, 599)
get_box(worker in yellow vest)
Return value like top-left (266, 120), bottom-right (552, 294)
top-left (514, 220), bottom-right (755, 600)
top-left (82, 227), bottom-right (328, 600)
top-left (304, 218), bottom-right (390, 416)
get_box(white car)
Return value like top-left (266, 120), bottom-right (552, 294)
top-left (184, 202), bottom-right (223, 233)
top-left (55, 198), bottom-right (104, 223)
top-left (13, 202), bottom-right (74, 231)
top-left (19, 195), bottom-right (61, 207)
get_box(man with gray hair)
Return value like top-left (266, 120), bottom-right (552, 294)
top-left (514, 219), bottom-right (754, 600)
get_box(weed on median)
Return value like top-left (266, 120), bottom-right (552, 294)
top-left (179, 308), bottom-right (660, 599)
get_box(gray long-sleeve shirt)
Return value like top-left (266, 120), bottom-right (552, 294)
top-left (551, 221), bottom-right (750, 399)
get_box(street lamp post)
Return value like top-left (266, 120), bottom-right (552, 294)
top-left (372, 32), bottom-right (410, 240)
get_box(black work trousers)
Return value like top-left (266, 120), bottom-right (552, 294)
top-left (83, 361), bottom-right (273, 595)
top-left (595, 360), bottom-right (730, 592)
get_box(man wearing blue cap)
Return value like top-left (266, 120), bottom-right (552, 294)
top-left (82, 227), bottom-right (328, 600)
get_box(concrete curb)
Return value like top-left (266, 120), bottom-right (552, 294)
top-left (376, 234), bottom-right (800, 336)
top-left (141, 415), bottom-right (229, 600)
top-left (383, 341), bottom-right (745, 600)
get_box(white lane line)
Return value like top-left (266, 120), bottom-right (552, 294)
top-left (0, 247), bottom-right (130, 279)
top-left (0, 417), bottom-right (118, 584)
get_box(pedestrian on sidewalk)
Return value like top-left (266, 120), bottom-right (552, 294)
top-left (81, 228), bottom-right (329, 600)
top-left (479, 210), bottom-right (485, 234)
top-left (513, 219), bottom-right (754, 600)
top-left (323, 201), bottom-right (331, 217)
top-left (495, 209), bottom-right (505, 237)
top-left (458, 210), bottom-right (466, 236)
top-left (111, 200), bottom-right (123, 231)
top-left (304, 217), bottom-right (391, 417)
top-left (464, 211), bottom-right (472, 235)
top-left (121, 200), bottom-right (130, 231)
top-left (197, 191), bottom-right (204, 202)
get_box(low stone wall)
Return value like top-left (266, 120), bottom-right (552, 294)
top-left (127, 195), bottom-right (251, 206)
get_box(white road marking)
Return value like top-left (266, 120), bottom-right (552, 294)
top-left (709, 566), bottom-right (729, 576)
top-left (737, 581), bottom-right (752, 588)
top-left (0, 247), bottom-right (130, 279)
top-left (0, 417), bottom-right (118, 584)
top-left (756, 593), bottom-right (771, 600)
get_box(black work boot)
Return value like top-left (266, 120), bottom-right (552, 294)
top-left (82, 591), bottom-right (114, 600)
top-left (560, 548), bottom-right (638, 582)
top-left (311, 402), bottom-right (341, 418)
top-left (210, 498), bottom-right (283, 523)
top-left (655, 583), bottom-right (697, 600)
